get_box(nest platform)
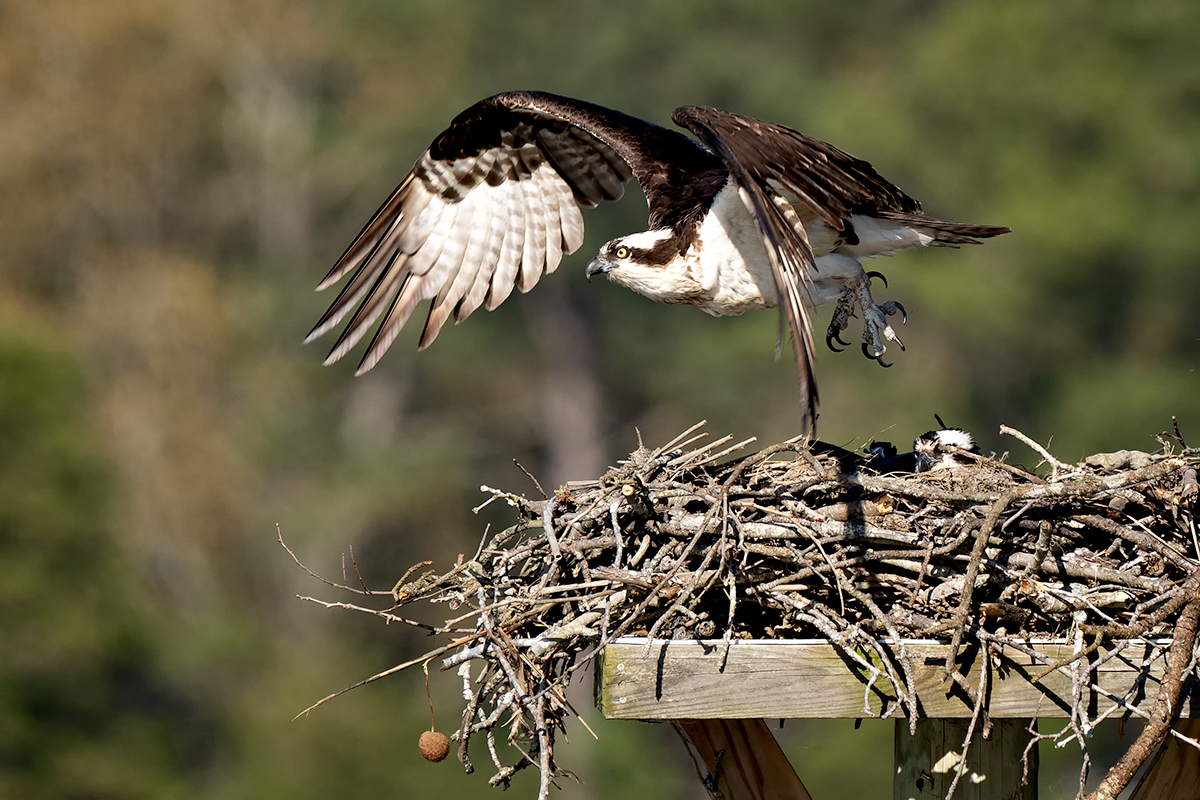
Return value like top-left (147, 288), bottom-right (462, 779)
top-left (292, 422), bottom-right (1200, 800)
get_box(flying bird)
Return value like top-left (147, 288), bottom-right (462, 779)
top-left (307, 91), bottom-right (1009, 428)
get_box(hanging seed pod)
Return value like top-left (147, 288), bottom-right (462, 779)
top-left (418, 730), bottom-right (450, 762)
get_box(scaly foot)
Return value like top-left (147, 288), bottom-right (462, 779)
top-left (825, 272), bottom-right (906, 366)
top-left (824, 289), bottom-right (857, 352)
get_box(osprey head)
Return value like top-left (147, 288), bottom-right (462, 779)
top-left (913, 428), bottom-right (980, 473)
top-left (585, 229), bottom-right (678, 281)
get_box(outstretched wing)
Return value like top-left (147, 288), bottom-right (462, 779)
top-left (670, 105), bottom-right (928, 430)
top-left (307, 91), bottom-right (717, 374)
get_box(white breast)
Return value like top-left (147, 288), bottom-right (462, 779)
top-left (605, 183), bottom-right (872, 316)
top-left (685, 184), bottom-right (779, 316)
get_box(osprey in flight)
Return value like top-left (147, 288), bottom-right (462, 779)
top-left (308, 91), bottom-right (1008, 428)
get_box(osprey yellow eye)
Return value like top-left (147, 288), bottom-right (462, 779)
top-left (615, 246), bottom-right (629, 259)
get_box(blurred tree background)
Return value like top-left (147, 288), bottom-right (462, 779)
top-left (2, 0), bottom-right (1198, 798)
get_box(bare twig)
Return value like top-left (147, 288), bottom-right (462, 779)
top-left (944, 490), bottom-right (1017, 674)
top-left (277, 524), bottom-right (389, 596)
top-left (943, 637), bottom-right (991, 800)
top-left (1084, 593), bottom-right (1200, 800)
top-left (1000, 424), bottom-right (1074, 480)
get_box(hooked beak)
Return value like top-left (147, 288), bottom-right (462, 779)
top-left (585, 256), bottom-right (611, 282)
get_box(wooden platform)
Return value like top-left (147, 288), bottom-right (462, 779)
top-left (596, 637), bottom-right (1190, 721)
top-left (595, 638), bottom-right (1199, 798)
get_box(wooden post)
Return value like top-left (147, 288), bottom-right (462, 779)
top-left (674, 719), bottom-right (813, 800)
top-left (1130, 719), bottom-right (1200, 800)
top-left (894, 719), bottom-right (1037, 800)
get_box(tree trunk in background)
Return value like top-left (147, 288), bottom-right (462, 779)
top-left (523, 278), bottom-right (608, 490)
top-left (220, 38), bottom-right (316, 265)
top-left (524, 277), bottom-right (607, 800)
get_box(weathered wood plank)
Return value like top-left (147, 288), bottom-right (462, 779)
top-left (895, 719), bottom-right (1037, 800)
top-left (597, 638), bottom-right (1192, 720)
top-left (673, 719), bottom-right (813, 800)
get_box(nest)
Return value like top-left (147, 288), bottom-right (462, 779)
top-left (289, 422), bottom-right (1200, 800)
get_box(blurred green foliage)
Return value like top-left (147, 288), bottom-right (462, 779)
top-left (0, 309), bottom-right (204, 799)
top-left (1, 0), bottom-right (1198, 797)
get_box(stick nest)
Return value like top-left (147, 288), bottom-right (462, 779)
top-left (291, 422), bottom-right (1200, 800)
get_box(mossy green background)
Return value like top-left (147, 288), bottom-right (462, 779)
top-left (2, 1), bottom-right (1197, 797)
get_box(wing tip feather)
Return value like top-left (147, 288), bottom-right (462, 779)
top-left (310, 92), bottom-right (653, 374)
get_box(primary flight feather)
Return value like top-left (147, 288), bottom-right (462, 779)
top-left (308, 91), bottom-right (1009, 429)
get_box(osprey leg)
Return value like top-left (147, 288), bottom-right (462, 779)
top-left (824, 290), bottom-right (857, 352)
top-left (812, 254), bottom-right (906, 363)
top-left (849, 272), bottom-right (905, 361)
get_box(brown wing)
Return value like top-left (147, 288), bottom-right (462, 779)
top-left (672, 105), bottom-right (913, 429)
top-left (307, 91), bottom-right (719, 374)
top-left (672, 105), bottom-right (924, 230)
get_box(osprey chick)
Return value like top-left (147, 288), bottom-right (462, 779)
top-left (913, 428), bottom-right (981, 473)
top-left (308, 91), bottom-right (1009, 429)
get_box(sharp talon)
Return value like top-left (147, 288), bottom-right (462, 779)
top-left (866, 271), bottom-right (888, 288)
top-left (882, 326), bottom-right (907, 352)
top-left (862, 340), bottom-right (892, 367)
top-left (834, 331), bottom-right (851, 346)
top-left (880, 301), bottom-right (907, 324)
top-left (826, 333), bottom-right (844, 353)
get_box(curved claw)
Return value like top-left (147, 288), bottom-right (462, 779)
top-left (826, 332), bottom-right (844, 353)
top-left (879, 300), bottom-right (908, 325)
top-left (861, 341), bottom-right (894, 368)
top-left (866, 270), bottom-right (889, 288)
top-left (834, 330), bottom-right (851, 346)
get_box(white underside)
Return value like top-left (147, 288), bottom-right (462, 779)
top-left (603, 185), bottom-right (786, 315)
top-left (812, 214), bottom-right (936, 260)
top-left (690, 185), bottom-right (781, 315)
top-left (604, 182), bottom-right (935, 317)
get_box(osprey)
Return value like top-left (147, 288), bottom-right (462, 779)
top-left (307, 91), bottom-right (1009, 428)
top-left (913, 428), bottom-right (981, 473)
top-left (811, 426), bottom-right (980, 474)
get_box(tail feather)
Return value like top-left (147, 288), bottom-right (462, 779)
top-left (877, 210), bottom-right (1011, 246)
